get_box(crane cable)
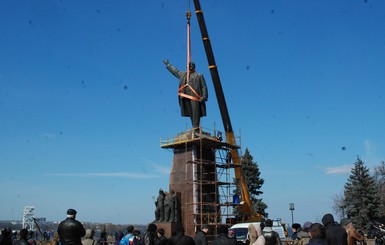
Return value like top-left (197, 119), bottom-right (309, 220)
top-left (177, 9), bottom-right (201, 102)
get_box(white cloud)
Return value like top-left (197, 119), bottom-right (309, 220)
top-left (324, 165), bottom-right (352, 175)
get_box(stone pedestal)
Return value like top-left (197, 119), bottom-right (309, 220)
top-left (154, 222), bottom-right (178, 238)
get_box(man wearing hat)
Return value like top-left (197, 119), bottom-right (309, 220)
top-left (194, 224), bottom-right (209, 245)
top-left (340, 218), bottom-right (364, 245)
top-left (58, 209), bottom-right (86, 245)
top-left (294, 222), bottom-right (312, 245)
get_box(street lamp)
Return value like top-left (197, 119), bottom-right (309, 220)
top-left (289, 203), bottom-right (295, 225)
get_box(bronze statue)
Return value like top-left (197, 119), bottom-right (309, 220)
top-left (155, 189), bottom-right (166, 222)
top-left (163, 60), bottom-right (208, 129)
top-left (154, 189), bottom-right (179, 223)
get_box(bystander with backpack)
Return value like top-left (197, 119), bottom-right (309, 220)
top-left (263, 219), bottom-right (282, 245)
top-left (120, 226), bottom-right (135, 245)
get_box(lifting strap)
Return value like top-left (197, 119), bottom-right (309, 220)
top-left (178, 10), bottom-right (201, 102)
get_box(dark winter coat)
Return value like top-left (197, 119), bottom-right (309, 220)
top-left (58, 217), bottom-right (86, 245)
top-left (155, 236), bottom-right (168, 245)
top-left (144, 231), bottom-right (156, 245)
top-left (211, 234), bottom-right (236, 245)
top-left (307, 238), bottom-right (329, 245)
top-left (166, 232), bottom-right (195, 245)
top-left (194, 230), bottom-right (207, 245)
top-left (321, 214), bottom-right (347, 245)
top-left (166, 64), bottom-right (208, 118)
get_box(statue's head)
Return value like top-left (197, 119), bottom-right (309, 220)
top-left (189, 62), bottom-right (196, 71)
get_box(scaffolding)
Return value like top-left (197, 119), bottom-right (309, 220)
top-left (22, 206), bottom-right (35, 230)
top-left (160, 127), bottom-right (242, 237)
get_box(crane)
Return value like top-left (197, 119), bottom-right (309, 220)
top-left (191, 0), bottom-right (263, 222)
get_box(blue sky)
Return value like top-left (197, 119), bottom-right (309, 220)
top-left (1, 0), bottom-right (385, 226)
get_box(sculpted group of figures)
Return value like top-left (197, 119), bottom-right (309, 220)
top-left (154, 189), bottom-right (179, 223)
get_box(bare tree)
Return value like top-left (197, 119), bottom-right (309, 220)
top-left (332, 193), bottom-right (345, 220)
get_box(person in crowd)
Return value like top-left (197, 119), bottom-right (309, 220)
top-left (120, 226), bottom-right (135, 245)
top-left (14, 229), bottom-right (29, 245)
top-left (194, 224), bottom-right (209, 245)
top-left (263, 219), bottom-right (281, 245)
top-left (52, 231), bottom-right (60, 245)
top-left (58, 208), bottom-right (86, 245)
top-left (114, 230), bottom-right (124, 245)
top-left (27, 230), bottom-right (37, 245)
top-left (163, 59), bottom-right (208, 131)
top-left (340, 218), bottom-right (365, 245)
top-left (167, 224), bottom-right (194, 245)
top-left (291, 224), bottom-right (301, 241)
top-left (0, 228), bottom-right (12, 245)
top-left (98, 230), bottom-right (107, 245)
top-left (248, 223), bottom-right (265, 245)
top-left (212, 225), bottom-right (236, 245)
top-left (249, 223), bottom-right (258, 244)
top-left (143, 224), bottom-right (158, 245)
top-left (132, 230), bottom-right (142, 245)
top-left (294, 222), bottom-right (312, 245)
top-left (321, 213), bottom-right (347, 245)
top-left (82, 229), bottom-right (96, 245)
top-left (228, 229), bottom-right (236, 241)
top-left (307, 223), bottom-right (328, 245)
top-left (155, 228), bottom-right (168, 245)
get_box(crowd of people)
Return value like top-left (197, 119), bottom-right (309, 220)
top-left (244, 214), bottom-right (367, 245)
top-left (0, 210), bottom-right (375, 245)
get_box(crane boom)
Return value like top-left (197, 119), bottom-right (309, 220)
top-left (192, 0), bottom-right (261, 222)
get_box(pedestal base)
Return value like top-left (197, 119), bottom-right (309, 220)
top-left (154, 222), bottom-right (178, 238)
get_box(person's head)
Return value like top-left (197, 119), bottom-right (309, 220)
top-left (133, 230), bottom-right (141, 237)
top-left (303, 221), bottom-right (313, 232)
top-left (189, 62), bottom-right (196, 71)
top-left (309, 223), bottom-right (326, 239)
top-left (147, 223), bottom-right (158, 233)
top-left (19, 229), bottom-right (29, 239)
top-left (265, 219), bottom-right (273, 228)
top-left (292, 223), bottom-right (301, 232)
top-left (85, 229), bottom-right (95, 239)
top-left (67, 208), bottom-right (77, 218)
top-left (127, 225), bottom-right (134, 233)
top-left (201, 224), bottom-right (209, 233)
top-left (321, 213), bottom-right (335, 227)
top-left (157, 228), bottom-right (165, 237)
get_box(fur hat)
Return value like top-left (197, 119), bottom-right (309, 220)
top-left (67, 209), bottom-right (77, 215)
top-left (303, 221), bottom-right (313, 231)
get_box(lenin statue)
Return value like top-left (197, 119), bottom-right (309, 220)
top-left (163, 60), bottom-right (208, 129)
